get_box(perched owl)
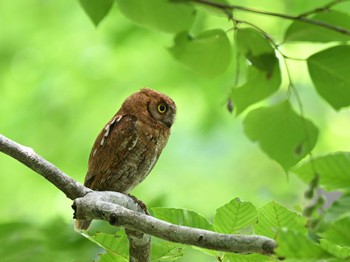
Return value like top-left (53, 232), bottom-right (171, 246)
top-left (75, 88), bottom-right (176, 230)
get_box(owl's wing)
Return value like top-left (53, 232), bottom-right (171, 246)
top-left (84, 114), bottom-right (138, 190)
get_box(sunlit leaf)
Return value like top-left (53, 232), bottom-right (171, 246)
top-left (115, 0), bottom-right (195, 33)
top-left (323, 193), bottom-right (350, 223)
top-left (232, 28), bottom-right (281, 114)
top-left (276, 230), bottom-right (331, 259)
top-left (254, 201), bottom-right (307, 239)
top-left (321, 216), bottom-right (350, 247)
top-left (169, 29), bottom-right (232, 77)
top-left (320, 239), bottom-right (350, 259)
top-left (243, 101), bottom-right (318, 170)
top-left (152, 207), bottom-right (214, 231)
top-left (79, 0), bottom-right (114, 26)
top-left (293, 152), bottom-right (350, 191)
top-left (99, 251), bottom-right (127, 262)
top-left (231, 65), bottom-right (281, 115)
top-left (237, 28), bottom-right (278, 79)
top-left (224, 253), bottom-right (275, 261)
top-left (237, 28), bottom-right (274, 59)
top-left (308, 45), bottom-right (350, 110)
top-left (151, 238), bottom-right (185, 261)
top-left (284, 10), bottom-right (350, 42)
top-left (92, 232), bottom-right (128, 259)
top-left (214, 198), bottom-right (258, 234)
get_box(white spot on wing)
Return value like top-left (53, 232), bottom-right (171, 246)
top-left (115, 116), bottom-right (122, 123)
top-left (100, 116), bottom-right (123, 147)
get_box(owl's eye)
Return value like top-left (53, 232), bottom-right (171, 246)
top-left (157, 103), bottom-right (167, 114)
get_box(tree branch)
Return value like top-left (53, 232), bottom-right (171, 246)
top-left (0, 134), bottom-right (89, 199)
top-left (0, 134), bottom-right (151, 261)
top-left (0, 133), bottom-right (276, 257)
top-left (189, 0), bottom-right (350, 36)
top-left (73, 192), bottom-right (276, 254)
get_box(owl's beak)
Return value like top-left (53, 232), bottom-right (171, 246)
top-left (163, 118), bottom-right (173, 128)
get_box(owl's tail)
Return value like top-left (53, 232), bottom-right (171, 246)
top-left (74, 219), bottom-right (92, 231)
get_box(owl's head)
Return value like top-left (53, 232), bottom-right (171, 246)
top-left (122, 88), bottom-right (176, 128)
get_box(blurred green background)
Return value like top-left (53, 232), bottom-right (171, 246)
top-left (1, 0), bottom-right (350, 261)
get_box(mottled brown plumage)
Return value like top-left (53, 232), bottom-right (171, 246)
top-left (75, 88), bottom-right (176, 230)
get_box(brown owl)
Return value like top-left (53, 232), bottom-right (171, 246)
top-left (75, 88), bottom-right (176, 230)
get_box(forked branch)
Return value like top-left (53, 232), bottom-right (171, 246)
top-left (0, 134), bottom-right (276, 259)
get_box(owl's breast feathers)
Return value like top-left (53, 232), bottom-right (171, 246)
top-left (84, 114), bottom-right (170, 193)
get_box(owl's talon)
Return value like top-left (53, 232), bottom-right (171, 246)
top-left (128, 194), bottom-right (150, 215)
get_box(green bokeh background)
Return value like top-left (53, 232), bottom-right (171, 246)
top-left (1, 1), bottom-right (350, 261)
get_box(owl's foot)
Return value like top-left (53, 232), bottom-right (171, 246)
top-left (128, 194), bottom-right (150, 215)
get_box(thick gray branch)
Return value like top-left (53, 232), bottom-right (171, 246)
top-left (0, 134), bottom-right (150, 261)
top-left (74, 192), bottom-right (276, 254)
top-left (0, 133), bottom-right (276, 257)
top-left (0, 134), bottom-right (89, 199)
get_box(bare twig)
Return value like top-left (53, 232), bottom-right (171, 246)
top-left (189, 0), bottom-right (350, 36)
top-left (0, 134), bottom-right (277, 257)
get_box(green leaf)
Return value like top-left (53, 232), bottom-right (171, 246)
top-left (79, 0), bottom-right (114, 26)
top-left (232, 29), bottom-right (281, 114)
top-left (254, 201), bottom-right (307, 239)
top-left (276, 230), bottom-right (330, 259)
top-left (99, 251), bottom-right (127, 262)
top-left (320, 239), bottom-right (350, 259)
top-left (237, 28), bottom-right (275, 58)
top-left (307, 45), bottom-right (350, 110)
top-left (92, 232), bottom-right (128, 259)
top-left (293, 152), bottom-right (350, 191)
top-left (169, 29), bottom-right (232, 77)
top-left (232, 65), bottom-right (281, 115)
top-left (323, 193), bottom-right (350, 222)
top-left (284, 10), bottom-right (350, 42)
top-left (115, 0), bottom-right (195, 33)
top-left (151, 238), bottom-right (184, 261)
top-left (224, 253), bottom-right (274, 261)
top-left (243, 101), bottom-right (318, 170)
top-left (152, 207), bottom-right (214, 231)
top-left (321, 216), bottom-right (350, 247)
top-left (214, 198), bottom-right (258, 234)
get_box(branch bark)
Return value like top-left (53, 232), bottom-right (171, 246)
top-left (0, 134), bottom-right (89, 199)
top-left (73, 192), bottom-right (276, 254)
top-left (0, 134), bottom-right (277, 258)
top-left (0, 134), bottom-right (150, 261)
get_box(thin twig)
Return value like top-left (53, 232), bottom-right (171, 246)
top-left (189, 0), bottom-right (350, 36)
top-left (298, 0), bottom-right (349, 17)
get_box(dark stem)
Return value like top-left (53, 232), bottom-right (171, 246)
top-left (189, 0), bottom-right (350, 36)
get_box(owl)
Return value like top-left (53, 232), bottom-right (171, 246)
top-left (75, 88), bottom-right (176, 230)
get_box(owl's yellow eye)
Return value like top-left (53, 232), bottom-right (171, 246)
top-left (157, 103), bottom-right (167, 114)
